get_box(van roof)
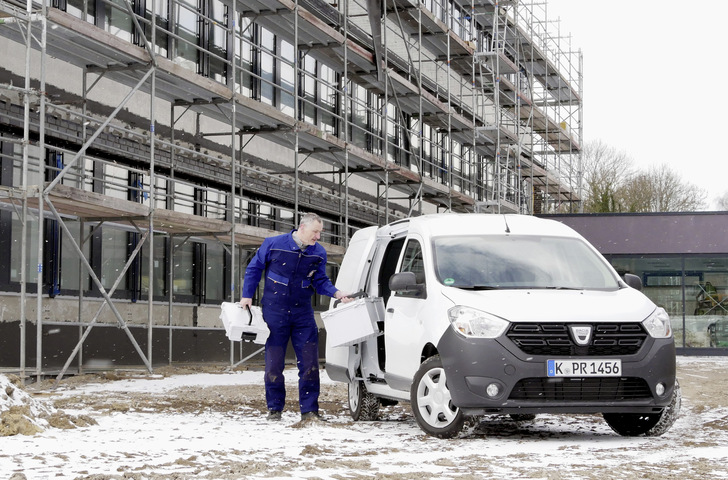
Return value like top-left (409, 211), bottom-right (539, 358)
top-left (400, 213), bottom-right (578, 238)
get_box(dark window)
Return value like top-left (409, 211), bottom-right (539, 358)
top-left (200, 0), bottom-right (229, 83)
top-left (397, 239), bottom-right (425, 298)
top-left (236, 17), bottom-right (255, 97)
top-left (174, 0), bottom-right (199, 72)
top-left (301, 55), bottom-right (317, 123)
top-left (260, 28), bottom-right (275, 105)
top-left (279, 39), bottom-right (295, 116)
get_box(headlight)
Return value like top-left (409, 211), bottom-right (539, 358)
top-left (448, 306), bottom-right (509, 338)
top-left (642, 307), bottom-right (672, 338)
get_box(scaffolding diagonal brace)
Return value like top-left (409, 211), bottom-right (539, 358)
top-left (45, 197), bottom-right (153, 382)
top-left (52, 226), bottom-right (150, 387)
top-left (44, 67), bottom-right (155, 195)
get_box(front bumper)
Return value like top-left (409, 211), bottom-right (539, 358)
top-left (437, 326), bottom-right (677, 416)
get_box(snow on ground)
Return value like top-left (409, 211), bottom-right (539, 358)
top-left (0, 374), bottom-right (55, 436)
top-left (1, 357), bottom-right (728, 480)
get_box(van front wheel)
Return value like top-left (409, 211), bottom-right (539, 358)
top-left (411, 355), bottom-right (465, 438)
top-left (603, 379), bottom-right (682, 436)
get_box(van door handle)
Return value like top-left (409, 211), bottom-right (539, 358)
top-left (387, 308), bottom-right (394, 313)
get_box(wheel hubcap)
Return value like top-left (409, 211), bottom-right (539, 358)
top-left (416, 367), bottom-right (458, 428)
top-left (349, 381), bottom-right (360, 411)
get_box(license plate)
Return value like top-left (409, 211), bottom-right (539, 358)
top-left (547, 359), bottom-right (622, 377)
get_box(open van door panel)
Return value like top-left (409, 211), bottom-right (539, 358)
top-left (325, 221), bottom-right (410, 383)
top-left (383, 235), bottom-right (430, 390)
top-left (328, 225), bottom-right (378, 306)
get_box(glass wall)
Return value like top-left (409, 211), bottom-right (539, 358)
top-left (609, 255), bottom-right (728, 349)
top-left (686, 257), bottom-right (728, 348)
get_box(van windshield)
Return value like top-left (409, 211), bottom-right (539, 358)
top-left (433, 235), bottom-right (620, 291)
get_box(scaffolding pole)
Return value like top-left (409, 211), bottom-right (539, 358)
top-left (19, 0), bottom-right (33, 382)
top-left (35, 2), bottom-right (48, 381)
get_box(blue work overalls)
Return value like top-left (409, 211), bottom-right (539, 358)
top-left (242, 231), bottom-right (338, 414)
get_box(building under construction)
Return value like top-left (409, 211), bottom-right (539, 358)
top-left (0, 0), bottom-right (582, 379)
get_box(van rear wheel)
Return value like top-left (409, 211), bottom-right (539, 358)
top-left (411, 355), bottom-right (465, 438)
top-left (348, 379), bottom-right (381, 421)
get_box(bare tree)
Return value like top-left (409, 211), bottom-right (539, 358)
top-left (581, 140), bottom-right (633, 213)
top-left (581, 140), bottom-right (708, 213)
top-left (621, 164), bottom-right (707, 212)
top-left (619, 172), bottom-right (653, 212)
top-left (716, 191), bottom-right (728, 210)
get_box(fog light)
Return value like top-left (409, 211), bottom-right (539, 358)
top-left (486, 383), bottom-right (501, 398)
top-left (655, 382), bottom-right (666, 397)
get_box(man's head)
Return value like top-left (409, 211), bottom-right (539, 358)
top-left (297, 213), bottom-right (324, 246)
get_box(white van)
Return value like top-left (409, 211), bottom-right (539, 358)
top-left (324, 214), bottom-right (680, 438)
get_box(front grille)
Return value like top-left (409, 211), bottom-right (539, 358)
top-left (509, 377), bottom-right (653, 401)
top-left (506, 323), bottom-right (647, 356)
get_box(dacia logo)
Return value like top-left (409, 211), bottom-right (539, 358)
top-left (570, 325), bottom-right (593, 346)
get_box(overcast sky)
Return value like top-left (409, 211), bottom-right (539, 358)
top-left (545, 0), bottom-right (728, 209)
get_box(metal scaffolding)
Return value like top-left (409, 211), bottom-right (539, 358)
top-left (0, 0), bottom-right (582, 379)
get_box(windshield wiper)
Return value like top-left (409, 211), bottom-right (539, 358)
top-left (456, 285), bottom-right (500, 290)
top-left (537, 286), bottom-right (583, 290)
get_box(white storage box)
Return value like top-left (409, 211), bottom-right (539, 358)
top-left (220, 302), bottom-right (269, 345)
top-left (321, 297), bottom-right (383, 347)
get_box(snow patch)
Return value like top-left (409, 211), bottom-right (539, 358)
top-left (0, 374), bottom-right (55, 436)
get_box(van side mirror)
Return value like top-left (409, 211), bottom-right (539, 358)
top-left (389, 272), bottom-right (426, 297)
top-left (622, 273), bottom-right (643, 291)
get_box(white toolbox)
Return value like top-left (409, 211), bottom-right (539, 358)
top-left (321, 297), bottom-right (383, 347)
top-left (220, 302), bottom-right (269, 344)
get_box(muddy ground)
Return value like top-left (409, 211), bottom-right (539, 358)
top-left (2, 357), bottom-right (728, 480)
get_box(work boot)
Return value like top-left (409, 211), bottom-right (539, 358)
top-left (299, 411), bottom-right (326, 423)
top-left (266, 410), bottom-right (282, 421)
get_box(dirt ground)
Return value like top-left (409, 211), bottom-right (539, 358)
top-left (3, 357), bottom-right (728, 480)
top-left (31, 358), bottom-right (724, 426)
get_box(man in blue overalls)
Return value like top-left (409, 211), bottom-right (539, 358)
top-left (240, 213), bottom-right (350, 422)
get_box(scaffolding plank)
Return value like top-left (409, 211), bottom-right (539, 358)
top-left (0, 183), bottom-right (353, 256)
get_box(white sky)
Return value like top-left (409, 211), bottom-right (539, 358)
top-left (546, 0), bottom-right (728, 209)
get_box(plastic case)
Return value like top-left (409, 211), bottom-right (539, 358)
top-left (220, 302), bottom-right (269, 344)
top-left (321, 297), bottom-right (383, 347)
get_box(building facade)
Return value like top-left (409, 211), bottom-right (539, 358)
top-left (0, 0), bottom-right (582, 377)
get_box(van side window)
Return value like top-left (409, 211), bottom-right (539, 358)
top-left (397, 240), bottom-right (425, 298)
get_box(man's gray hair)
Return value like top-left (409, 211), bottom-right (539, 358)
top-left (299, 212), bottom-right (323, 227)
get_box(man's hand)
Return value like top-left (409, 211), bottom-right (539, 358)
top-left (239, 297), bottom-right (253, 309)
top-left (334, 291), bottom-right (354, 304)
